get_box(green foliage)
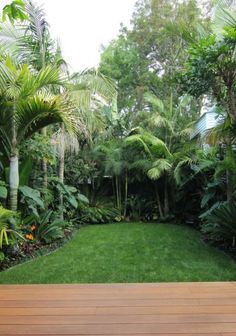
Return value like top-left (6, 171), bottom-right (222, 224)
top-left (19, 186), bottom-right (45, 217)
top-left (0, 206), bottom-right (21, 249)
top-left (22, 211), bottom-right (64, 243)
top-left (79, 206), bottom-right (121, 224)
top-left (48, 178), bottom-right (88, 210)
top-left (0, 181), bottom-right (7, 200)
top-left (21, 133), bottom-right (57, 165)
top-left (179, 21), bottom-right (236, 123)
top-left (201, 202), bottom-right (236, 245)
top-left (148, 159), bottom-right (172, 180)
top-left (99, 0), bottom-right (211, 111)
top-left (19, 157), bottom-right (33, 186)
top-left (2, 0), bottom-right (28, 22)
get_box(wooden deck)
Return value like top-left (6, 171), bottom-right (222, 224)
top-left (1, 283), bottom-right (236, 335)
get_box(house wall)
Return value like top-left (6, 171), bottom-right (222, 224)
top-left (192, 109), bottom-right (221, 138)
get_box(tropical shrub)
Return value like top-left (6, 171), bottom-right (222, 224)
top-left (19, 186), bottom-right (45, 217)
top-left (0, 181), bottom-right (8, 207)
top-left (0, 206), bottom-right (23, 259)
top-left (79, 205), bottom-right (121, 224)
top-left (47, 178), bottom-right (89, 220)
top-left (201, 202), bottom-right (236, 246)
top-left (22, 211), bottom-right (64, 244)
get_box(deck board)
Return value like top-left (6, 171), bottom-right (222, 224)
top-left (1, 283), bottom-right (236, 335)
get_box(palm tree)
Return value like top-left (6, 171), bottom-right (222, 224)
top-left (127, 93), bottom-right (195, 217)
top-left (56, 69), bottom-right (116, 218)
top-left (0, 58), bottom-right (75, 211)
top-left (2, 1), bottom-right (67, 189)
top-left (125, 128), bottom-right (172, 217)
top-left (94, 139), bottom-right (124, 211)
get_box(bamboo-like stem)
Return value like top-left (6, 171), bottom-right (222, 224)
top-left (9, 102), bottom-right (19, 211)
top-left (9, 154), bottom-right (19, 211)
top-left (41, 127), bottom-right (48, 189)
top-left (58, 123), bottom-right (65, 220)
top-left (155, 183), bottom-right (163, 218)
top-left (164, 177), bottom-right (170, 217)
top-left (123, 171), bottom-right (128, 218)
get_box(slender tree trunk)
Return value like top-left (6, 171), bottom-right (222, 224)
top-left (111, 177), bottom-right (115, 206)
top-left (9, 103), bottom-right (19, 211)
top-left (164, 178), bottom-right (170, 217)
top-left (228, 86), bottom-right (236, 124)
top-left (118, 177), bottom-right (121, 211)
top-left (115, 176), bottom-right (119, 209)
top-left (9, 154), bottom-right (19, 211)
top-left (226, 170), bottom-right (233, 202)
top-left (41, 127), bottom-right (48, 189)
top-left (119, 178), bottom-right (122, 211)
top-left (226, 142), bottom-right (233, 202)
top-left (115, 176), bottom-right (122, 210)
top-left (154, 183), bottom-right (163, 218)
top-left (123, 171), bottom-right (128, 217)
top-left (58, 123), bottom-right (65, 220)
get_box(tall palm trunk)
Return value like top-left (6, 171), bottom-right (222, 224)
top-left (164, 178), bottom-right (170, 217)
top-left (226, 142), bottom-right (233, 202)
top-left (123, 171), bottom-right (128, 217)
top-left (41, 127), bottom-right (48, 189)
top-left (58, 123), bottom-right (65, 219)
top-left (154, 183), bottom-right (163, 218)
top-left (9, 104), bottom-right (19, 211)
top-left (9, 153), bottom-right (19, 211)
top-left (115, 176), bottom-right (121, 210)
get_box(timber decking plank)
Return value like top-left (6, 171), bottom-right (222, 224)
top-left (1, 323), bottom-right (236, 334)
top-left (2, 305), bottom-right (236, 315)
top-left (0, 283), bottom-right (236, 335)
top-left (2, 314), bottom-right (236, 324)
top-left (2, 298), bottom-right (236, 307)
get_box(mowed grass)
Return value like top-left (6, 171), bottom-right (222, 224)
top-left (0, 222), bottom-right (236, 283)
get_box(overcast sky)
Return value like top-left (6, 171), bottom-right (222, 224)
top-left (0, 0), bottom-right (136, 71)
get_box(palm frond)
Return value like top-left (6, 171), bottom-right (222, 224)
top-left (148, 158), bottom-right (171, 180)
top-left (144, 92), bottom-right (164, 113)
top-left (25, 0), bottom-right (47, 47)
top-left (52, 128), bottom-right (80, 155)
top-left (0, 21), bottom-right (23, 58)
top-left (174, 157), bottom-right (195, 185)
top-left (151, 114), bottom-right (174, 134)
top-left (125, 134), bottom-right (152, 158)
top-left (16, 93), bottom-right (76, 142)
top-left (213, 0), bottom-right (236, 36)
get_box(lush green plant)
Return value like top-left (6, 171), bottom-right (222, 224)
top-left (22, 211), bottom-right (64, 244)
top-left (0, 57), bottom-right (75, 211)
top-left (79, 205), bottom-right (121, 224)
top-left (0, 181), bottom-right (8, 205)
top-left (19, 186), bottom-right (45, 217)
top-left (47, 178), bottom-right (89, 219)
top-left (0, 206), bottom-right (22, 259)
top-left (179, 6), bottom-right (236, 124)
top-left (2, 0), bottom-right (28, 22)
top-left (201, 202), bottom-right (236, 246)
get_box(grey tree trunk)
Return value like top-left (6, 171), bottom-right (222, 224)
top-left (164, 178), bottom-right (170, 217)
top-left (58, 124), bottom-right (65, 220)
top-left (41, 127), bottom-right (48, 189)
top-left (9, 154), bottom-right (19, 211)
top-left (226, 142), bottom-right (234, 202)
top-left (123, 171), bottom-right (128, 217)
top-left (154, 183), bottom-right (163, 218)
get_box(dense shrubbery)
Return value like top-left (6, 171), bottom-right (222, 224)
top-left (201, 202), bottom-right (236, 247)
top-left (0, 0), bottom-right (236, 269)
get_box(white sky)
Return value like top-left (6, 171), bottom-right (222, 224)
top-left (0, 0), bottom-right (136, 71)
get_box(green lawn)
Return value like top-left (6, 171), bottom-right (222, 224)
top-left (0, 222), bottom-right (236, 283)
